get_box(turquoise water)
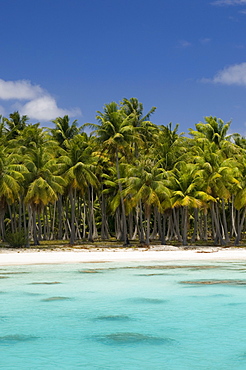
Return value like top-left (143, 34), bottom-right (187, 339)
top-left (1, 260), bottom-right (246, 369)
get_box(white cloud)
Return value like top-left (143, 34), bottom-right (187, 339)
top-left (212, 0), bottom-right (246, 5)
top-left (178, 40), bottom-right (192, 48)
top-left (20, 96), bottom-right (81, 121)
top-left (0, 78), bottom-right (81, 121)
top-left (203, 63), bottom-right (246, 85)
top-left (0, 79), bottom-right (43, 100)
top-left (200, 38), bottom-right (211, 45)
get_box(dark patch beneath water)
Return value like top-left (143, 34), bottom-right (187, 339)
top-left (0, 271), bottom-right (29, 275)
top-left (180, 280), bottom-right (246, 286)
top-left (22, 292), bottom-right (43, 296)
top-left (129, 297), bottom-right (167, 304)
top-left (94, 332), bottom-right (175, 345)
top-left (30, 281), bottom-right (61, 285)
top-left (94, 315), bottom-right (131, 322)
top-left (136, 273), bottom-right (171, 276)
top-left (0, 276), bottom-right (9, 279)
top-left (78, 269), bottom-right (103, 273)
top-left (226, 302), bottom-right (245, 306)
top-left (0, 334), bottom-right (39, 345)
top-left (41, 296), bottom-right (71, 302)
top-left (124, 265), bottom-right (221, 271)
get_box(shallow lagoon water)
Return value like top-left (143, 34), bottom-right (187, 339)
top-left (1, 260), bottom-right (246, 369)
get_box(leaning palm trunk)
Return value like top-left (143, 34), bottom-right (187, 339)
top-left (191, 208), bottom-right (199, 243)
top-left (172, 208), bottom-right (182, 242)
top-left (235, 207), bottom-right (246, 245)
top-left (157, 212), bottom-right (165, 245)
top-left (115, 148), bottom-right (129, 246)
top-left (69, 187), bottom-right (76, 245)
top-left (210, 202), bottom-right (225, 245)
top-left (182, 206), bottom-right (188, 246)
top-left (87, 186), bottom-right (95, 242)
top-left (221, 199), bottom-right (230, 244)
top-left (31, 208), bottom-right (39, 245)
top-left (100, 189), bottom-right (110, 240)
top-left (57, 196), bottom-right (63, 240)
top-left (230, 196), bottom-right (237, 238)
top-left (138, 201), bottom-right (145, 244)
top-left (150, 207), bottom-right (158, 240)
top-left (145, 205), bottom-right (151, 246)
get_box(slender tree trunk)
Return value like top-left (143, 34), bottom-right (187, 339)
top-left (191, 208), bottom-right (199, 243)
top-left (139, 201), bottom-right (145, 244)
top-left (157, 212), bottom-right (165, 245)
top-left (150, 207), bottom-right (158, 240)
top-left (100, 189), bottom-right (110, 239)
top-left (32, 208), bottom-right (39, 245)
top-left (231, 196), bottom-right (237, 238)
top-left (182, 206), bottom-right (188, 246)
top-left (115, 148), bottom-right (129, 246)
top-left (235, 207), bottom-right (246, 245)
top-left (211, 202), bottom-right (225, 245)
top-left (69, 187), bottom-right (76, 245)
top-left (145, 205), bottom-right (151, 246)
top-left (8, 204), bottom-right (15, 233)
top-left (87, 186), bottom-right (94, 242)
top-left (173, 208), bottom-right (182, 242)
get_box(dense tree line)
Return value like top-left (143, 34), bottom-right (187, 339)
top-left (0, 100), bottom-right (246, 247)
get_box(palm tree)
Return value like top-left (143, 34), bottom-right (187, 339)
top-left (24, 146), bottom-right (65, 245)
top-left (121, 98), bottom-right (157, 152)
top-left (58, 133), bottom-right (98, 244)
top-left (4, 111), bottom-right (29, 140)
top-left (0, 147), bottom-right (27, 240)
top-left (51, 115), bottom-right (80, 148)
top-left (189, 116), bottom-right (231, 147)
top-left (191, 139), bottom-right (240, 244)
top-left (124, 158), bottom-right (170, 246)
top-left (169, 161), bottom-right (215, 246)
top-left (90, 101), bottom-right (137, 246)
top-left (153, 123), bottom-right (185, 171)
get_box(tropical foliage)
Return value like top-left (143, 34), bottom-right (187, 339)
top-left (0, 103), bottom-right (246, 247)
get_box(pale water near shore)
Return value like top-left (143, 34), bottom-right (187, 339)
top-left (1, 260), bottom-right (246, 369)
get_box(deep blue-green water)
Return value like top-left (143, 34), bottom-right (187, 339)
top-left (1, 260), bottom-right (246, 369)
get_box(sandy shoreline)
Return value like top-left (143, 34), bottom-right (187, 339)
top-left (1, 246), bottom-right (246, 265)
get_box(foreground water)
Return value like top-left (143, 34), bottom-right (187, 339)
top-left (1, 260), bottom-right (246, 369)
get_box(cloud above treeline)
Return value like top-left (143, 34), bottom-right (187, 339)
top-left (0, 79), bottom-right (81, 121)
top-left (212, 0), bottom-right (246, 5)
top-left (203, 62), bottom-right (246, 85)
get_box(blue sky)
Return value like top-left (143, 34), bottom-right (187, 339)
top-left (1, 0), bottom-right (246, 135)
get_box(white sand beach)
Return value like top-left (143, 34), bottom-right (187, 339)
top-left (1, 246), bottom-right (246, 265)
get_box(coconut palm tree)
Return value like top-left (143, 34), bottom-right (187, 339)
top-left (4, 111), bottom-right (29, 140)
top-left (191, 139), bottom-right (240, 244)
top-left (124, 158), bottom-right (170, 246)
top-left (58, 133), bottom-right (98, 244)
top-left (24, 146), bottom-right (65, 245)
top-left (0, 147), bottom-right (27, 240)
top-left (169, 161), bottom-right (215, 246)
top-left (189, 116), bottom-right (231, 147)
top-left (51, 115), bottom-right (80, 148)
top-left (90, 101), bottom-right (137, 246)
